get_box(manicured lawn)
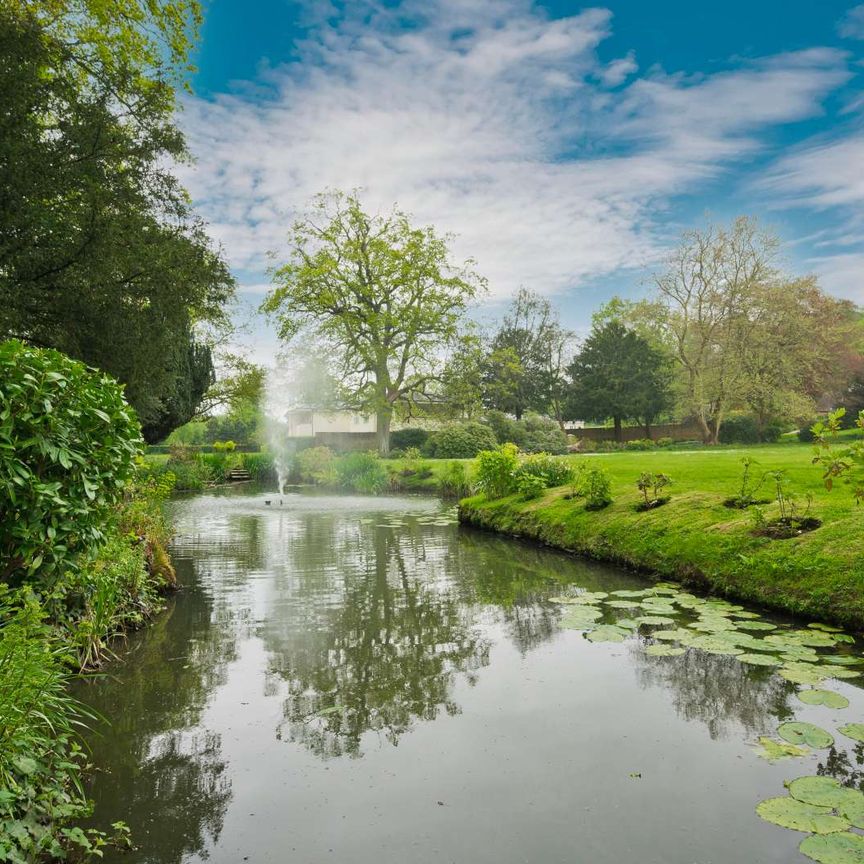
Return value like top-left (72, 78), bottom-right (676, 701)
top-left (459, 443), bottom-right (864, 629)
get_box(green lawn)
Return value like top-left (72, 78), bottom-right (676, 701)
top-left (459, 443), bottom-right (864, 629)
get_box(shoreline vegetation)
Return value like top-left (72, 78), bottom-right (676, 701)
top-left (457, 444), bottom-right (864, 631)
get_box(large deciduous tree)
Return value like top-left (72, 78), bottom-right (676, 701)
top-left (263, 192), bottom-right (486, 454)
top-left (565, 321), bottom-right (672, 441)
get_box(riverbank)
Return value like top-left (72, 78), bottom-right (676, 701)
top-left (458, 445), bottom-right (864, 630)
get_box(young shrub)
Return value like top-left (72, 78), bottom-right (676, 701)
top-left (428, 422), bottom-right (497, 458)
top-left (295, 446), bottom-right (335, 484)
top-left (438, 461), bottom-right (473, 498)
top-left (625, 438), bottom-right (656, 451)
top-left (164, 454), bottom-right (212, 491)
top-left (0, 340), bottom-right (143, 586)
top-left (390, 427), bottom-right (430, 451)
top-left (635, 472), bottom-right (672, 511)
top-left (724, 456), bottom-right (767, 508)
top-left (520, 415), bottom-right (568, 454)
top-left (753, 469), bottom-right (820, 538)
top-left (334, 452), bottom-right (389, 494)
top-left (484, 411), bottom-right (526, 448)
top-left (655, 437), bottom-right (675, 448)
top-left (581, 465), bottom-right (613, 510)
top-left (475, 444), bottom-right (520, 499)
top-left (516, 453), bottom-right (575, 488)
top-left (516, 473), bottom-right (546, 499)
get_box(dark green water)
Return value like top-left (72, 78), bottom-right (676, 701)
top-left (76, 487), bottom-right (864, 863)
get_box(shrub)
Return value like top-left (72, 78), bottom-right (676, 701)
top-left (0, 340), bottom-right (143, 587)
top-left (581, 465), bottom-right (613, 510)
top-left (164, 455), bottom-right (212, 491)
top-left (242, 452), bottom-right (276, 483)
top-left (635, 472), bottom-right (672, 510)
top-left (428, 422), bottom-right (497, 459)
top-left (475, 443), bottom-right (520, 499)
top-left (797, 421), bottom-right (819, 443)
top-left (485, 411), bottom-right (525, 447)
top-left (390, 427), bottom-right (430, 451)
top-left (334, 452), bottom-right (389, 494)
top-left (625, 438), bottom-right (656, 451)
top-left (656, 437), bottom-right (675, 448)
top-left (596, 440), bottom-right (625, 452)
top-left (520, 415), bottom-right (568, 454)
top-left (516, 473), bottom-right (546, 499)
top-left (295, 446), bottom-right (335, 484)
top-left (515, 453), bottom-right (575, 488)
top-left (438, 461), bottom-right (473, 498)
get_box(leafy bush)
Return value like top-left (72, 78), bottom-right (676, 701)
top-left (438, 461), bottom-right (473, 498)
top-left (427, 422), bottom-right (497, 458)
top-left (475, 443), bottom-right (520, 499)
top-left (516, 473), bottom-right (546, 499)
top-left (164, 454), bottom-right (212, 491)
top-left (581, 465), bottom-right (613, 510)
top-left (656, 437), bottom-right (675, 448)
top-left (520, 415), bottom-right (568, 454)
top-left (596, 440), bottom-right (625, 452)
top-left (0, 340), bottom-right (143, 587)
top-left (390, 427), bottom-right (430, 450)
top-left (241, 452), bottom-right (276, 483)
top-left (515, 453), bottom-right (575, 488)
top-left (635, 472), bottom-right (672, 510)
top-left (625, 438), bottom-right (656, 451)
top-left (334, 452), bottom-right (389, 494)
top-left (485, 411), bottom-right (525, 447)
top-left (797, 421), bottom-right (819, 443)
top-left (719, 414), bottom-right (785, 444)
top-left (295, 446), bottom-right (335, 484)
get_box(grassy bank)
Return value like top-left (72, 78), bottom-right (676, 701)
top-left (459, 445), bottom-right (864, 630)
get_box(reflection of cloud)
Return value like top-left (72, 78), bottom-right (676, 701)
top-left (179, 1), bottom-right (848, 299)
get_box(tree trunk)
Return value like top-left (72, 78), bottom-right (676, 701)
top-left (376, 407), bottom-right (392, 456)
top-left (613, 415), bottom-right (623, 443)
top-left (643, 420), bottom-right (651, 439)
top-left (696, 412), bottom-right (712, 445)
top-left (709, 413), bottom-right (723, 446)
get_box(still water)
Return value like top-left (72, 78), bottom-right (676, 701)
top-left (78, 487), bottom-right (864, 863)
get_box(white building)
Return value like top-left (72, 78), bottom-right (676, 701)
top-left (283, 408), bottom-right (376, 438)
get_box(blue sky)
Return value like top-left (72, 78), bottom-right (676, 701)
top-left (178, 0), bottom-right (864, 360)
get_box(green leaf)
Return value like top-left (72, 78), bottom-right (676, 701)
top-left (645, 644), bottom-right (685, 657)
top-left (778, 722), bottom-right (834, 749)
top-left (754, 737), bottom-right (809, 762)
top-left (585, 625), bottom-right (631, 643)
top-left (838, 724), bottom-right (864, 743)
top-left (738, 653), bottom-right (782, 666)
top-left (800, 832), bottom-right (864, 864)
top-left (797, 690), bottom-right (850, 709)
top-left (755, 796), bottom-right (849, 834)
top-left (788, 777), bottom-right (864, 810)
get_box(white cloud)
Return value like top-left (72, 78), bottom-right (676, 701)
top-left (178, 2), bottom-right (849, 301)
top-left (599, 50), bottom-right (637, 87)
top-left (838, 4), bottom-right (864, 39)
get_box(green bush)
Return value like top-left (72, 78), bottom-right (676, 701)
top-left (475, 443), bottom-right (520, 499)
top-left (797, 421), bottom-right (820, 443)
top-left (516, 472), bottom-right (546, 499)
top-left (164, 455), bottom-right (212, 491)
top-left (295, 446), bottom-right (335, 484)
top-left (520, 415), bottom-right (568, 454)
top-left (334, 452), bottom-right (389, 494)
top-left (515, 453), bottom-right (575, 488)
top-left (596, 440), bottom-right (625, 452)
top-left (241, 452), bottom-right (276, 483)
top-left (656, 437), bottom-right (675, 448)
top-left (484, 411), bottom-right (525, 447)
top-left (427, 422), bottom-right (497, 458)
top-left (438, 461), bottom-right (473, 498)
top-left (0, 340), bottom-right (143, 587)
top-left (581, 465), bottom-right (613, 510)
top-left (625, 438), bottom-right (656, 451)
top-left (390, 428), bottom-right (430, 450)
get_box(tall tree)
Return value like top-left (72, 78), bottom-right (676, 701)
top-left (565, 321), bottom-right (672, 441)
top-left (263, 192), bottom-right (485, 454)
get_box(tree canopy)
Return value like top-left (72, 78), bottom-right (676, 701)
top-left (263, 191), bottom-right (486, 453)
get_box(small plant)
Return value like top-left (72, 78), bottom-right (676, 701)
top-left (581, 465), bottom-right (613, 510)
top-left (515, 453), bottom-right (575, 489)
top-left (295, 446), bottom-right (335, 484)
top-left (334, 451), bottom-right (389, 494)
top-left (438, 461), bottom-right (473, 498)
top-left (724, 456), bottom-right (768, 508)
top-left (635, 472), bottom-right (672, 511)
top-left (752, 469), bottom-right (820, 539)
top-left (516, 472), bottom-right (546, 499)
top-left (475, 443), bottom-right (520, 499)
top-left (812, 407), bottom-right (864, 504)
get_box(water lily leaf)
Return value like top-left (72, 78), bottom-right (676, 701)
top-left (780, 665), bottom-right (828, 685)
top-left (738, 653), bottom-right (782, 666)
top-left (730, 610), bottom-right (762, 619)
top-left (778, 722), bottom-right (834, 749)
top-left (650, 583), bottom-right (680, 593)
top-left (809, 623), bottom-right (844, 633)
top-left (610, 589), bottom-right (651, 598)
top-left (755, 736), bottom-right (809, 762)
top-left (735, 620), bottom-right (777, 631)
top-left (839, 724), bottom-right (864, 743)
top-left (639, 602), bottom-right (676, 615)
top-left (606, 600), bottom-right (642, 609)
top-left (585, 625), bottom-right (631, 643)
top-left (645, 644), bottom-right (686, 657)
top-left (800, 832), bottom-right (864, 864)
top-left (560, 607), bottom-right (604, 629)
top-left (755, 796), bottom-right (849, 834)
top-left (824, 668), bottom-right (861, 680)
top-left (824, 656), bottom-right (862, 666)
top-left (636, 615), bottom-right (676, 627)
top-left (788, 777), bottom-right (863, 811)
top-left (689, 634), bottom-right (744, 655)
top-left (691, 619), bottom-right (737, 633)
top-left (652, 628), bottom-right (694, 643)
top-left (832, 634), bottom-right (856, 645)
top-left (615, 618), bottom-right (639, 629)
top-left (789, 631), bottom-right (840, 648)
top-left (797, 690), bottom-right (850, 709)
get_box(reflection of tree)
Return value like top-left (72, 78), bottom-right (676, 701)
top-left (265, 523), bottom-right (490, 758)
top-left (632, 648), bottom-right (793, 740)
top-left (817, 743), bottom-right (864, 791)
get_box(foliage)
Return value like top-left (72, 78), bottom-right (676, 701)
top-left (0, 341), bottom-right (143, 585)
top-left (636, 472), bottom-right (672, 509)
top-left (812, 408), bottom-right (864, 505)
top-left (0, 7), bottom-right (234, 444)
top-left (624, 438), bottom-right (657, 451)
top-left (334, 452), bottom-right (389, 494)
top-left (483, 412), bottom-right (567, 453)
top-left (475, 444), bottom-right (521, 499)
top-left (437, 461), bottom-right (473, 498)
top-left (727, 456), bottom-right (767, 508)
top-left (295, 447), bottom-right (336, 485)
top-left (516, 473), bottom-right (547, 499)
top-left (263, 191), bottom-right (486, 454)
top-left (426, 422), bottom-right (497, 459)
top-left (580, 466), bottom-right (613, 510)
top-left (565, 320), bottom-right (672, 441)
top-left (390, 428), bottom-right (430, 451)
top-left (719, 414), bottom-right (785, 444)
top-left (163, 452), bottom-right (213, 491)
top-left (515, 453), bottom-right (575, 489)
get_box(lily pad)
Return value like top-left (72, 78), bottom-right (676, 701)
top-left (688, 634), bottom-right (743, 655)
top-left (560, 607), bottom-right (604, 629)
top-left (809, 623), bottom-right (844, 633)
top-left (800, 832), bottom-right (864, 864)
top-left (824, 656), bottom-right (863, 666)
top-left (735, 620), bottom-right (777, 631)
top-left (738, 653), bottom-right (782, 666)
top-left (788, 777), bottom-right (864, 812)
top-left (778, 721), bottom-right (834, 749)
top-left (755, 796), bottom-right (849, 834)
top-left (645, 644), bottom-right (686, 657)
top-left (550, 593), bottom-right (605, 605)
top-left (610, 589), bottom-right (651, 598)
top-left (780, 665), bottom-right (828, 686)
top-left (832, 634), bottom-right (856, 645)
top-left (652, 628), bottom-right (694, 643)
top-left (585, 625), bottom-right (631, 643)
top-left (839, 724), bottom-right (864, 743)
top-left (615, 618), bottom-right (639, 629)
top-left (606, 600), bottom-right (642, 609)
top-left (824, 668), bottom-right (861, 681)
top-left (797, 690), bottom-right (850, 709)
top-left (636, 615), bottom-right (677, 627)
top-left (755, 736), bottom-right (809, 762)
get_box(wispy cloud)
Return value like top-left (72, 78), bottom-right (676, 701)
top-left (838, 4), bottom-right (864, 39)
top-left (179, 1), bottom-right (849, 301)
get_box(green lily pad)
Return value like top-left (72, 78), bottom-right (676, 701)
top-left (790, 631), bottom-right (840, 648)
top-left (645, 644), bottom-right (686, 657)
top-left (606, 600), bottom-right (642, 609)
top-left (610, 589), bottom-right (651, 598)
top-left (800, 832), bottom-right (864, 864)
top-left (780, 665), bottom-right (829, 685)
top-left (615, 618), bottom-right (639, 629)
top-left (560, 607), bottom-right (604, 629)
top-left (738, 653), bottom-right (782, 666)
top-left (652, 628), bottom-right (694, 643)
top-left (839, 724), bottom-right (864, 743)
top-left (756, 796), bottom-right (849, 834)
top-left (636, 615), bottom-right (676, 627)
top-left (824, 656), bottom-right (862, 666)
top-left (778, 722), bottom-right (834, 749)
top-left (735, 620), bottom-right (777, 631)
top-left (788, 777), bottom-right (864, 811)
top-left (824, 668), bottom-right (861, 680)
top-left (832, 634), bottom-right (856, 645)
top-left (809, 623), bottom-right (844, 633)
top-left (585, 625), bottom-right (631, 643)
top-left (797, 690), bottom-right (850, 709)
top-left (755, 736), bottom-right (809, 762)
top-left (550, 593), bottom-right (605, 605)
top-left (690, 619), bottom-right (738, 633)
top-left (689, 634), bottom-right (744, 655)
top-left (639, 603), bottom-right (676, 615)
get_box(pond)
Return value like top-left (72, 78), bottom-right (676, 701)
top-left (77, 487), bottom-right (864, 864)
